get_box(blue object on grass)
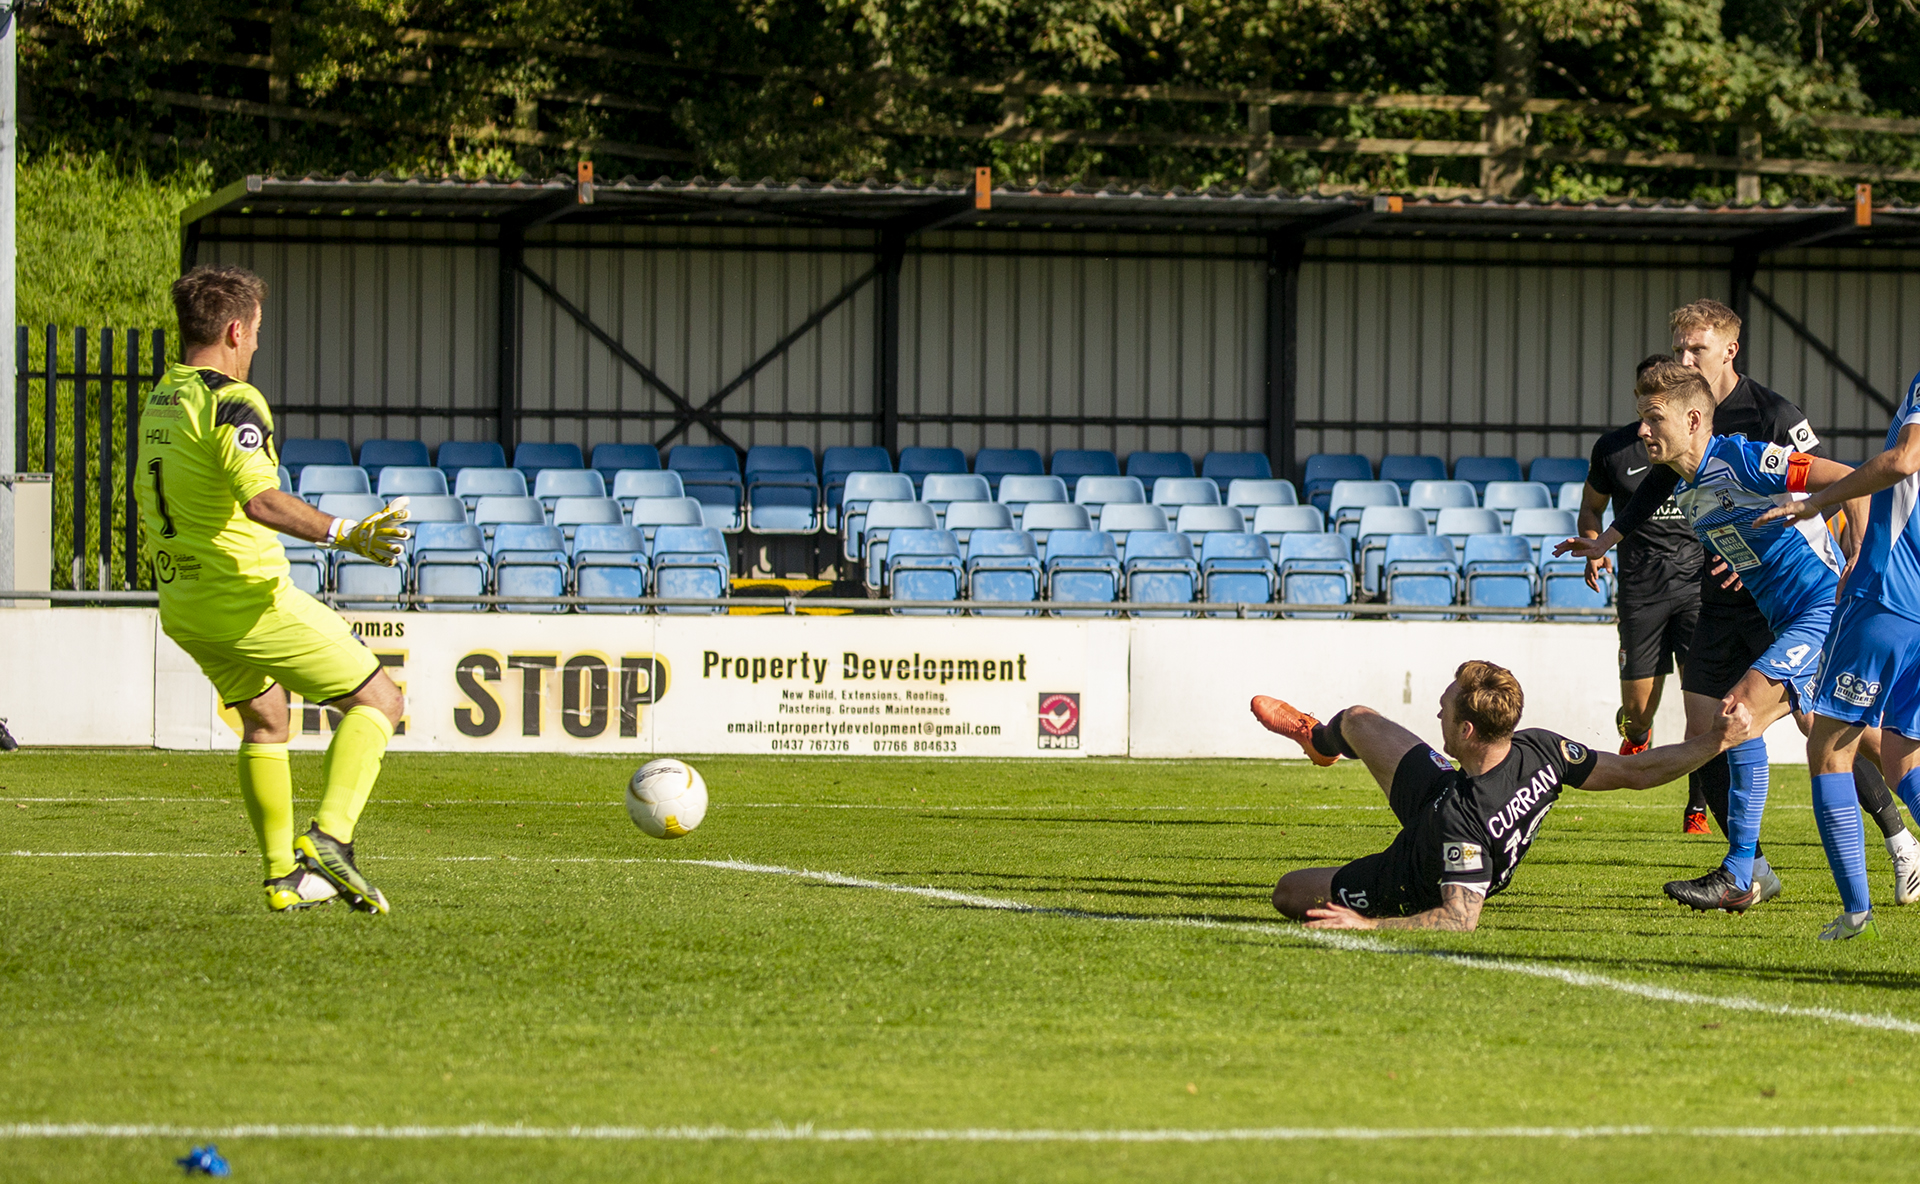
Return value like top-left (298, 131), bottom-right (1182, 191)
top-left (176, 1144), bottom-right (231, 1176)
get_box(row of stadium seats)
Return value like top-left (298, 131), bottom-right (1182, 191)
top-left (275, 437), bottom-right (1591, 535)
top-left (282, 521), bottom-right (732, 613)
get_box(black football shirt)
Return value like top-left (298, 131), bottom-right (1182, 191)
top-left (1612, 374), bottom-right (1821, 606)
top-left (1587, 423), bottom-right (1703, 603)
top-left (1411, 729), bottom-right (1598, 899)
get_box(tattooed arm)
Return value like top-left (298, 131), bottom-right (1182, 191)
top-left (1303, 883), bottom-right (1484, 932)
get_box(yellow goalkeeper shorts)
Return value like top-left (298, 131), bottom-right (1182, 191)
top-left (164, 577), bottom-right (381, 708)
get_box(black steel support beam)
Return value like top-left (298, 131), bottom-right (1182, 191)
top-left (875, 228), bottom-right (906, 454)
top-left (180, 221), bottom-right (202, 275)
top-left (1747, 283), bottom-right (1897, 416)
top-left (1266, 234), bottom-right (1304, 482)
top-left (496, 226), bottom-right (523, 453)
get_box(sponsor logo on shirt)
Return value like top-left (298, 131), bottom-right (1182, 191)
top-left (1627, 466), bottom-right (1648, 476)
top-left (1558, 739), bottom-right (1587, 763)
top-left (1834, 672), bottom-right (1882, 708)
top-left (234, 424), bottom-right (264, 452)
top-left (1789, 419), bottom-right (1819, 451)
top-left (1760, 443), bottom-right (1791, 474)
top-left (1443, 842), bottom-right (1485, 873)
top-left (1427, 748), bottom-right (1452, 770)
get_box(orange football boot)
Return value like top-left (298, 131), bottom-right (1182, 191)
top-left (1616, 707), bottom-right (1651, 756)
top-left (1251, 696), bottom-right (1339, 766)
top-left (1683, 808), bottom-right (1712, 835)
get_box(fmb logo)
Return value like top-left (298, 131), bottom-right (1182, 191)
top-left (1037, 692), bottom-right (1080, 750)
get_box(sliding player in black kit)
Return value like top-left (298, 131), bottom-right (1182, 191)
top-left (1579, 359), bottom-right (1707, 832)
top-left (1604, 302), bottom-right (1919, 908)
top-left (1253, 660), bottom-right (1752, 932)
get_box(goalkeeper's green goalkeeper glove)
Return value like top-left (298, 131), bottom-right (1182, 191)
top-left (327, 496), bottom-right (412, 566)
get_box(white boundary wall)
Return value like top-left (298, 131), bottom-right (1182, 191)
top-left (0, 609), bottom-right (1811, 762)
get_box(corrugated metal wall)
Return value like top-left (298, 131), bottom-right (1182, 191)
top-left (210, 219), bottom-right (1917, 475)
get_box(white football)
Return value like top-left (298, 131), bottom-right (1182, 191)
top-left (626, 758), bottom-right (708, 839)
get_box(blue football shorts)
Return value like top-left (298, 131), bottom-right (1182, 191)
top-left (1812, 596), bottom-right (1920, 738)
top-left (1751, 599), bottom-right (1833, 715)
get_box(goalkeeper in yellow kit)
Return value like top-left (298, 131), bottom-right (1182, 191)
top-left (137, 266), bottom-right (411, 913)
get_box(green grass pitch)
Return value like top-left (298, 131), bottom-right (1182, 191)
top-left (6, 750), bottom-right (1920, 1182)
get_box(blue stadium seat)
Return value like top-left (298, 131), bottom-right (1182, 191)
top-left (898, 446), bottom-right (966, 494)
top-left (1175, 504), bottom-right (1246, 547)
top-left (436, 440), bottom-right (508, 488)
top-left (277, 465), bottom-right (293, 493)
top-left (1200, 531), bottom-right (1277, 616)
top-left (942, 501), bottom-right (1014, 549)
top-left (1383, 535), bottom-right (1460, 620)
top-left (1407, 479), bottom-right (1477, 526)
top-left (1149, 476), bottom-right (1220, 509)
top-left (490, 524), bottom-right (569, 614)
top-left (1098, 503), bottom-right (1170, 559)
top-left (1050, 449), bottom-right (1120, 495)
top-left (996, 474), bottom-right (1069, 528)
top-left (1328, 479), bottom-right (1402, 538)
top-left (1126, 451), bottom-right (1196, 496)
top-left (1529, 457), bottom-right (1589, 488)
top-left (280, 438), bottom-right (352, 482)
top-left (1277, 533), bottom-right (1354, 620)
top-left (453, 467), bottom-right (528, 513)
top-left (1018, 501), bottom-right (1092, 550)
top-left (358, 440), bottom-right (430, 487)
top-left (630, 496), bottom-right (707, 548)
top-left (1435, 507), bottom-right (1505, 564)
top-left (921, 473), bottom-right (992, 526)
top-left (1557, 481), bottom-right (1585, 512)
top-left (1201, 452), bottom-right (1272, 483)
top-left (406, 494), bottom-right (467, 524)
top-left (612, 469), bottom-right (685, 512)
top-left (1483, 481), bottom-right (1554, 527)
top-left (651, 525), bottom-right (730, 614)
top-left (514, 442), bottom-right (585, 486)
top-left (744, 445), bottom-right (821, 535)
top-left (298, 465), bottom-right (371, 505)
top-left (1543, 553), bottom-right (1611, 620)
top-left (472, 495), bottom-right (545, 543)
top-left (964, 529), bottom-right (1042, 616)
top-left (863, 501), bottom-right (940, 590)
top-left (973, 448), bottom-right (1045, 495)
top-left (412, 522), bottom-right (490, 613)
top-left (1379, 454), bottom-right (1447, 496)
top-left (376, 465), bottom-right (449, 501)
top-left (279, 533), bottom-right (327, 596)
top-left (591, 442), bottom-right (661, 487)
top-left (1071, 475), bottom-right (1146, 529)
top-left (314, 492), bottom-right (385, 525)
top-left (333, 552), bottom-right (406, 611)
top-left (1462, 534), bottom-right (1537, 619)
top-left (822, 446), bottom-right (893, 530)
top-left (1511, 506), bottom-right (1577, 548)
top-left (1302, 453), bottom-right (1372, 512)
top-left (1454, 456), bottom-right (1524, 497)
top-left (1043, 530), bottom-right (1121, 616)
top-left (1225, 479), bottom-right (1297, 513)
top-left (884, 529), bottom-right (965, 615)
top-left (1355, 505), bottom-right (1430, 596)
top-left (1253, 504), bottom-right (1324, 560)
top-left (572, 524), bottom-right (650, 613)
top-left (1123, 531), bottom-right (1199, 616)
top-left (840, 472), bottom-right (916, 561)
top-left (552, 497), bottom-right (624, 542)
top-left (668, 445), bottom-right (745, 533)
top-left (534, 469), bottom-right (608, 520)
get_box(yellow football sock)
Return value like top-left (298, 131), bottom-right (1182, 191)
top-left (237, 741), bottom-right (295, 879)
top-left (313, 706), bottom-right (394, 844)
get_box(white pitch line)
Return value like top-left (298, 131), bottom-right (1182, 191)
top-left (5, 1122), bottom-right (1920, 1143)
top-left (0, 796), bottom-right (1822, 812)
top-left (679, 859), bottom-right (1920, 1035)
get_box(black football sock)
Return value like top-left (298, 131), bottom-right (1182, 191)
top-left (1687, 769), bottom-right (1708, 814)
top-left (1699, 751), bottom-right (1735, 840)
top-left (1854, 755), bottom-right (1905, 839)
top-left (1311, 711), bottom-right (1359, 760)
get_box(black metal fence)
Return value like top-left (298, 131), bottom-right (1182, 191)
top-left (15, 326), bottom-right (168, 591)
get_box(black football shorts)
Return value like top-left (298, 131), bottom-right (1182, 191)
top-left (1327, 746), bottom-right (1454, 918)
top-left (1681, 596), bottom-right (1774, 700)
top-left (1616, 591), bottom-right (1699, 681)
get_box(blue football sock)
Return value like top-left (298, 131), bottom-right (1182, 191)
top-left (1720, 738), bottom-right (1770, 890)
top-left (1811, 772), bottom-right (1873, 915)
top-left (1898, 767), bottom-right (1920, 824)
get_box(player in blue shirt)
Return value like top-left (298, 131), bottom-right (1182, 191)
top-left (1759, 363), bottom-right (1920, 938)
top-left (1561, 360), bottom-right (1877, 935)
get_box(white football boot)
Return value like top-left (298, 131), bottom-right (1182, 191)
top-left (1888, 831), bottom-right (1920, 907)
